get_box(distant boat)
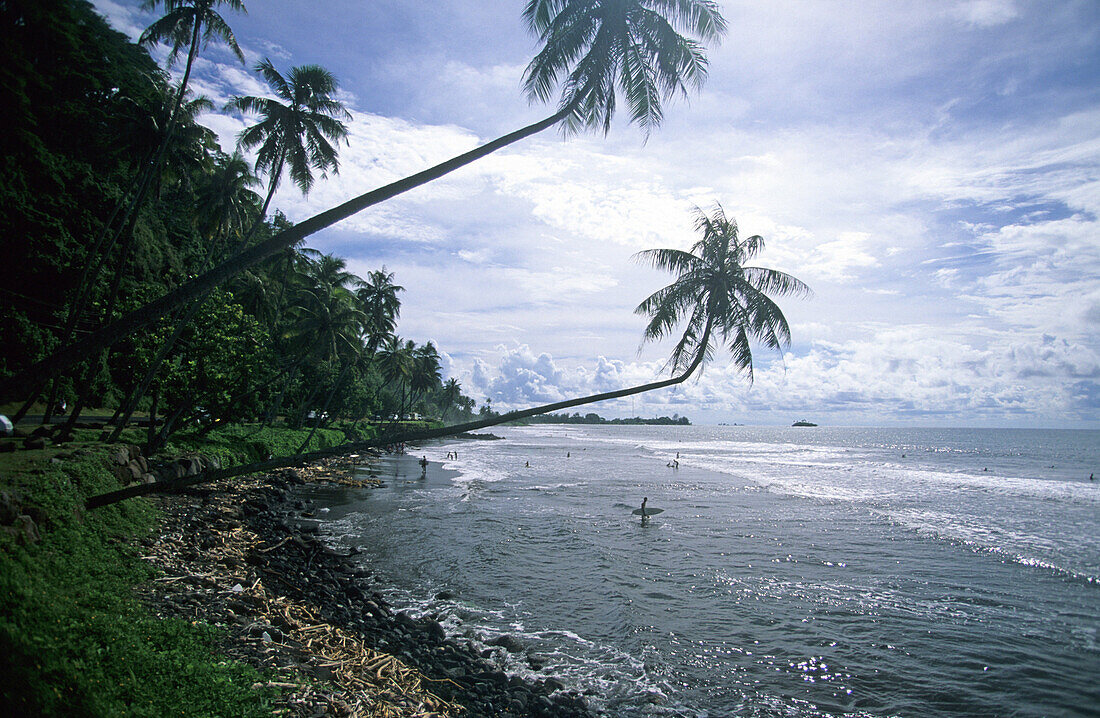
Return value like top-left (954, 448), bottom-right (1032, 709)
top-left (792, 420), bottom-right (817, 427)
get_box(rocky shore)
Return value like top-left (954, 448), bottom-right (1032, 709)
top-left (139, 456), bottom-right (594, 717)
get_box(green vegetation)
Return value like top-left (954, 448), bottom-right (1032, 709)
top-left (0, 1), bottom-right (810, 711)
top-left (3, 0), bottom-right (730, 394)
top-left (0, 424), bottom-right (345, 715)
top-left (0, 0), bottom-right (478, 455)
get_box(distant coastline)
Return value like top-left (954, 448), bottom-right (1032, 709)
top-left (525, 412), bottom-right (691, 426)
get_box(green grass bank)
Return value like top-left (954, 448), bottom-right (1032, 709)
top-left (0, 423), bottom-right (378, 716)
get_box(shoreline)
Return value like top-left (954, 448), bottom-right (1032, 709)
top-left (142, 452), bottom-right (593, 717)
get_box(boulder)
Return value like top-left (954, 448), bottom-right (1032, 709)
top-left (0, 490), bottom-right (21, 524)
top-left (177, 457), bottom-right (202, 475)
top-left (23, 437), bottom-right (47, 450)
top-left (487, 634), bottom-right (525, 654)
top-left (0, 514), bottom-right (41, 544)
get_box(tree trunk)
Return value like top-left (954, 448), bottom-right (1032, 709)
top-left (145, 385), bottom-right (160, 449)
top-left (296, 359), bottom-right (356, 453)
top-left (85, 331), bottom-right (710, 509)
top-left (4, 107), bottom-right (573, 400)
top-left (105, 296), bottom-right (206, 443)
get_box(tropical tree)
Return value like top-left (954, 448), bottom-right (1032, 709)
top-left (283, 256), bottom-right (365, 427)
top-left (409, 342), bottom-right (443, 415)
top-left (195, 150), bottom-right (262, 255)
top-left (227, 59), bottom-right (350, 233)
top-left (101, 0), bottom-right (245, 258)
top-left (357, 268), bottom-right (403, 354)
top-left (7, 0), bottom-right (728, 397)
top-left (376, 336), bottom-right (414, 418)
top-left (140, 0), bottom-right (245, 134)
top-left (440, 377), bottom-right (462, 422)
top-left (89, 204), bottom-right (810, 509)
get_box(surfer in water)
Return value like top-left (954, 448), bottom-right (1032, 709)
top-left (419, 455), bottom-right (428, 477)
top-left (640, 497), bottom-right (649, 518)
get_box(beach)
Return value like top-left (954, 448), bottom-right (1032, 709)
top-left (139, 452), bottom-right (593, 717)
top-left (303, 425), bottom-right (1100, 717)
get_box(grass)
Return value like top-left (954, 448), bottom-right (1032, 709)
top-left (0, 423), bottom-right (354, 716)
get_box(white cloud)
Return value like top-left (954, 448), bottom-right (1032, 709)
top-left (953, 0), bottom-right (1020, 28)
top-left (91, 0), bottom-right (1100, 426)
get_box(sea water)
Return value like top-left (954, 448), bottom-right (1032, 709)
top-left (308, 426), bottom-right (1100, 717)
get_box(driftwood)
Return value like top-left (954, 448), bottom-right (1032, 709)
top-left (139, 471), bottom-right (461, 717)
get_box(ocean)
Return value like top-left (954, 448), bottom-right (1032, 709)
top-left (306, 426), bottom-right (1100, 717)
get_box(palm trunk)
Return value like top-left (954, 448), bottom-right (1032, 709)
top-left (105, 296), bottom-right (206, 443)
top-left (4, 107), bottom-right (573, 399)
top-left (86, 326), bottom-right (711, 509)
top-left (145, 385), bottom-right (160, 449)
top-left (295, 359), bottom-right (356, 453)
top-left (61, 28), bottom-right (201, 360)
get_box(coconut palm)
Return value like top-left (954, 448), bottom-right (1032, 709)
top-left (357, 268), bottom-right (404, 355)
top-left (227, 60), bottom-right (351, 232)
top-left (89, 206), bottom-right (811, 508)
top-left (376, 336), bottom-right (415, 418)
top-left (10, 0), bottom-right (728, 395)
top-left (195, 150), bottom-right (261, 253)
top-left (409, 342), bottom-right (443, 414)
top-left (140, 0), bottom-right (245, 126)
top-left (440, 377), bottom-right (462, 422)
top-left (105, 0), bottom-right (245, 255)
top-left (634, 204), bottom-right (812, 381)
top-left (392, 203), bottom-right (809, 430)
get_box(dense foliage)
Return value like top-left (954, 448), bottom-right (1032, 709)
top-left (0, 0), bottom-right (477, 452)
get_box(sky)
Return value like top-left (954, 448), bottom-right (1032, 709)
top-left (93, 0), bottom-right (1100, 428)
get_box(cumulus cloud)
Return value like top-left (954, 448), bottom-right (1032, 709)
top-left (92, 0), bottom-right (1100, 427)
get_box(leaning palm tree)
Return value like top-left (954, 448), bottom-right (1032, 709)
top-left (89, 205), bottom-right (811, 509)
top-left (9, 0), bottom-right (728, 397)
top-left (227, 59), bottom-right (351, 235)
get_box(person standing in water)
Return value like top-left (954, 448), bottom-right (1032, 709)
top-left (640, 497), bottom-right (649, 518)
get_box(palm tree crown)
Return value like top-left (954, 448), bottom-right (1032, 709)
top-left (228, 59), bottom-right (351, 198)
top-left (195, 150), bottom-right (261, 248)
top-left (635, 204), bottom-right (811, 381)
top-left (139, 0), bottom-right (246, 65)
top-left (357, 268), bottom-right (404, 354)
top-left (523, 0), bottom-right (726, 134)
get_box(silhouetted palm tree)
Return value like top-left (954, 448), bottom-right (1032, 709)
top-left (87, 205), bottom-right (810, 508)
top-left (196, 150), bottom-right (261, 254)
top-left (227, 59), bottom-right (350, 230)
top-left (357, 268), bottom-right (403, 354)
top-left (11, 1), bottom-right (728, 395)
top-left (440, 377), bottom-right (462, 422)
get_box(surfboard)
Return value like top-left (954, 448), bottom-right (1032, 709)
top-left (632, 507), bottom-right (664, 516)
